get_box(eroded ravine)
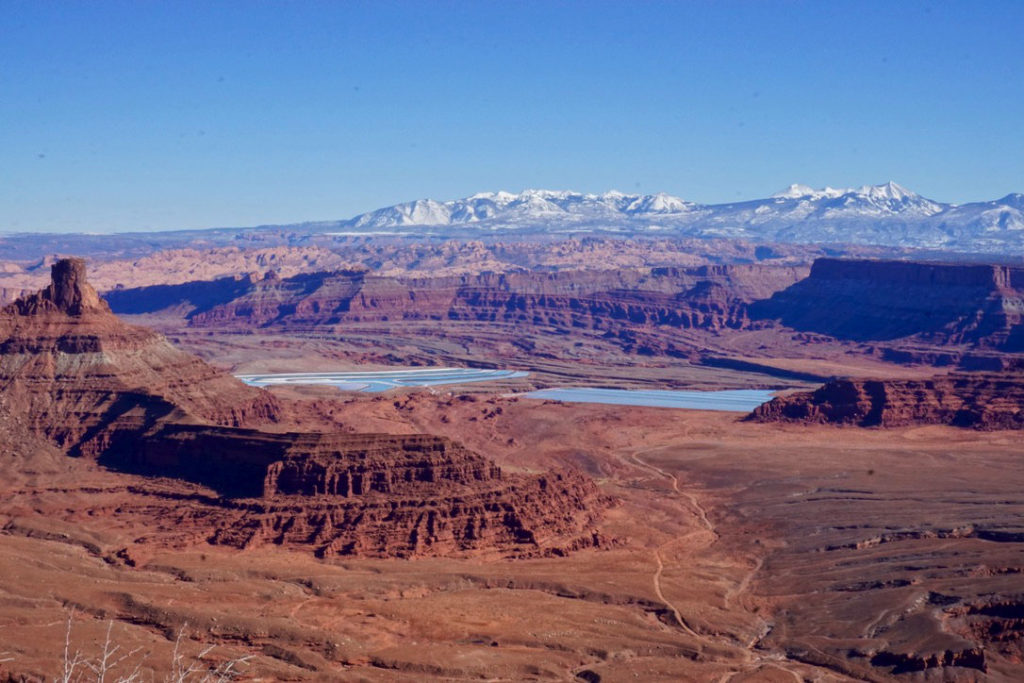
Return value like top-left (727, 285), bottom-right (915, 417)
top-left (627, 447), bottom-right (856, 682)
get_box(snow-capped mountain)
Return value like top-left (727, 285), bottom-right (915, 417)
top-left (348, 190), bottom-right (699, 231)
top-left (319, 183), bottom-right (1024, 254)
top-left (771, 184), bottom-right (849, 200)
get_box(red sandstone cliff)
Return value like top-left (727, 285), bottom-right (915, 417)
top-left (0, 258), bottom-right (282, 456)
top-left (751, 373), bottom-right (1024, 429)
top-left (122, 425), bottom-right (609, 558)
top-left (751, 258), bottom-right (1024, 352)
top-left (107, 264), bottom-right (805, 339)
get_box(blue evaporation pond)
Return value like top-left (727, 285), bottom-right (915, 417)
top-left (236, 368), bottom-right (529, 393)
top-left (523, 388), bottom-right (775, 412)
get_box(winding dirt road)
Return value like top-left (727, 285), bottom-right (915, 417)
top-left (627, 448), bottom-right (854, 682)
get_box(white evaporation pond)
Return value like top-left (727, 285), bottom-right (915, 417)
top-left (236, 367), bottom-right (528, 393)
top-left (522, 388), bottom-right (775, 412)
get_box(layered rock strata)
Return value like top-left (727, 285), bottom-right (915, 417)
top-left (115, 426), bottom-right (607, 557)
top-left (108, 264), bottom-right (806, 338)
top-left (751, 258), bottom-right (1024, 351)
top-left (0, 259), bottom-right (281, 456)
top-left (751, 373), bottom-right (1024, 429)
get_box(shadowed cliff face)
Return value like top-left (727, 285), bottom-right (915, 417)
top-left (105, 264), bottom-right (807, 339)
top-left (750, 258), bottom-right (1024, 350)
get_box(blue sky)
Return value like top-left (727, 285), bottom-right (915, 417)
top-left (2, 1), bottom-right (1022, 233)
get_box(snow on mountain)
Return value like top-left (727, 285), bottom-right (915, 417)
top-left (345, 190), bottom-right (698, 232)
top-left (771, 184), bottom-right (848, 200)
top-left (855, 180), bottom-right (918, 202)
top-left (766, 181), bottom-right (943, 217)
top-left (351, 198), bottom-right (452, 229)
top-left (625, 192), bottom-right (694, 214)
top-left (931, 195), bottom-right (1024, 236)
top-left (329, 183), bottom-right (1023, 254)
top-left (826, 181), bottom-right (945, 217)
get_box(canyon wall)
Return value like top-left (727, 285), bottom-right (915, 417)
top-left (108, 264), bottom-right (807, 337)
top-left (123, 425), bottom-right (607, 557)
top-left (751, 258), bottom-right (1024, 351)
top-left (751, 373), bottom-right (1024, 429)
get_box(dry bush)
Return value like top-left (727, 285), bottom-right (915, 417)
top-left (48, 611), bottom-right (251, 683)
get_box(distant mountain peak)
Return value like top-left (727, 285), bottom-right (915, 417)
top-left (346, 189), bottom-right (697, 230)
top-left (854, 181), bottom-right (918, 201)
top-left (327, 184), bottom-right (1023, 253)
top-left (772, 184), bottom-right (850, 200)
top-left (772, 183), bottom-right (816, 199)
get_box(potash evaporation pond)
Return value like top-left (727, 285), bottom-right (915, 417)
top-left (235, 368), bottom-right (776, 412)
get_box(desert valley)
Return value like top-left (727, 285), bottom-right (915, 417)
top-left (0, 210), bottom-right (1022, 681)
top-left (4, 4), bottom-right (1023, 681)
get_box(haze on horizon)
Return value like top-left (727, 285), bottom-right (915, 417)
top-left (2, 0), bottom-right (1022, 234)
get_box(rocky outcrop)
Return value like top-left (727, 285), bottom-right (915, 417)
top-left (750, 373), bottom-right (1024, 429)
top-left (222, 467), bottom-right (605, 558)
top-left (946, 595), bottom-right (1024, 664)
top-left (14, 257), bottom-right (107, 315)
top-left (751, 258), bottom-right (1024, 351)
top-left (113, 426), bottom-right (608, 557)
top-left (867, 647), bottom-right (987, 674)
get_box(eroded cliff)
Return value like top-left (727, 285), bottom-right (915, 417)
top-left (751, 258), bottom-right (1024, 351)
top-left (751, 373), bottom-right (1024, 429)
top-left (0, 258), bottom-right (282, 456)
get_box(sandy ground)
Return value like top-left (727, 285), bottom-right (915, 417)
top-left (1, 393), bottom-right (1021, 681)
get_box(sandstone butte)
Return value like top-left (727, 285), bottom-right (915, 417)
top-left (0, 258), bottom-right (608, 558)
top-left (749, 258), bottom-right (1024, 351)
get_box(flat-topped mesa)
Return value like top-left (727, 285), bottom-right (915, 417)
top-left (750, 258), bottom-right (1024, 351)
top-left (129, 427), bottom-right (504, 498)
top-left (11, 258), bottom-right (108, 317)
top-left (125, 425), bottom-right (609, 558)
top-left (808, 258), bottom-right (1020, 289)
top-left (750, 373), bottom-right (1024, 429)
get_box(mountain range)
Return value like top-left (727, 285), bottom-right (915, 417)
top-left (306, 182), bottom-right (1022, 253)
top-left (1, 182), bottom-right (1022, 260)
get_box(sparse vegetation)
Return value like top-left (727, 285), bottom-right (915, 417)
top-left (34, 611), bottom-right (252, 683)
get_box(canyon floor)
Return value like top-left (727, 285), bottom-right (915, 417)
top-left (2, 390), bottom-right (1021, 681)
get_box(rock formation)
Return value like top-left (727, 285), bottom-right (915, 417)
top-left (107, 264), bottom-right (806, 341)
top-left (114, 425), bottom-right (608, 557)
top-left (0, 258), bottom-right (282, 457)
top-left (0, 258), bottom-right (608, 557)
top-left (751, 258), bottom-right (1024, 351)
top-left (751, 373), bottom-right (1024, 429)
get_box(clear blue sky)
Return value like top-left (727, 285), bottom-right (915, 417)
top-left (2, 1), bottom-right (1022, 233)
